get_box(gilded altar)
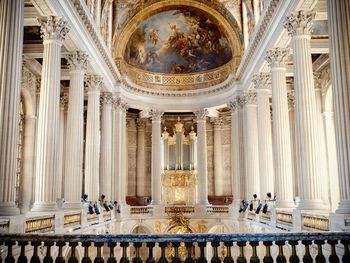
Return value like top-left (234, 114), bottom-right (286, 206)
top-left (162, 170), bottom-right (197, 205)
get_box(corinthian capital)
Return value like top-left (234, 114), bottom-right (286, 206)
top-left (149, 109), bottom-right (164, 122)
top-left (241, 91), bottom-right (257, 106)
top-left (66, 51), bottom-right (88, 71)
top-left (194, 109), bottom-right (208, 121)
top-left (37, 16), bottom-right (69, 42)
top-left (252, 72), bottom-right (271, 90)
top-left (113, 97), bottom-right (128, 113)
top-left (100, 92), bottom-right (113, 106)
top-left (85, 75), bottom-right (103, 92)
top-left (265, 48), bottom-right (290, 68)
top-left (284, 11), bottom-right (315, 37)
top-left (228, 99), bottom-right (241, 113)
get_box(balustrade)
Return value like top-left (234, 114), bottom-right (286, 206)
top-left (0, 232), bottom-right (349, 262)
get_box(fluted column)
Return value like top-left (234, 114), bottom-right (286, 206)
top-left (328, 0), bottom-right (350, 213)
top-left (189, 127), bottom-right (197, 170)
top-left (194, 109), bottom-right (209, 205)
top-left (136, 118), bottom-right (146, 197)
top-left (150, 109), bottom-right (164, 205)
top-left (100, 92), bottom-right (113, 201)
top-left (57, 94), bottom-right (68, 201)
top-left (64, 51), bottom-right (88, 208)
top-left (285, 11), bottom-right (323, 209)
top-left (253, 73), bottom-right (274, 198)
top-left (242, 91), bottom-right (260, 199)
top-left (0, 0), bottom-right (23, 215)
top-left (314, 75), bottom-right (330, 208)
top-left (212, 117), bottom-right (224, 196)
top-left (113, 98), bottom-right (128, 204)
top-left (84, 75), bottom-right (102, 202)
top-left (229, 99), bottom-right (244, 203)
top-left (265, 48), bottom-right (294, 208)
top-left (32, 16), bottom-right (69, 212)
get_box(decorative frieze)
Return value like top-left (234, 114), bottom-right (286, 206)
top-left (284, 11), bottom-right (315, 37)
top-left (37, 16), bottom-right (69, 42)
top-left (265, 48), bottom-right (290, 68)
top-left (66, 51), bottom-right (88, 71)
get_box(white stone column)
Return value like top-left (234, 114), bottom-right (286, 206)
top-left (189, 127), bottom-right (196, 170)
top-left (328, 0), bottom-right (350, 214)
top-left (194, 109), bottom-right (209, 205)
top-left (314, 75), bottom-right (330, 208)
top-left (32, 16), bottom-right (69, 212)
top-left (84, 75), bottom-right (102, 202)
top-left (212, 117), bottom-right (224, 196)
top-left (287, 91), bottom-right (299, 198)
top-left (136, 118), bottom-right (146, 197)
top-left (266, 48), bottom-right (295, 208)
top-left (253, 73), bottom-right (274, 198)
top-left (284, 11), bottom-right (324, 209)
top-left (20, 115), bottom-right (36, 213)
top-left (64, 51), bottom-right (88, 208)
top-left (149, 109), bottom-right (164, 205)
top-left (114, 98), bottom-right (128, 204)
top-left (229, 99), bottom-right (244, 203)
top-left (100, 92), bottom-right (113, 201)
top-left (241, 91), bottom-right (260, 200)
top-left (0, 0), bottom-right (23, 216)
top-left (57, 94), bottom-right (68, 200)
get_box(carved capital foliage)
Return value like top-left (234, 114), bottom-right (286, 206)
top-left (194, 109), bottom-right (208, 121)
top-left (252, 72), bottom-right (271, 90)
top-left (66, 51), bottom-right (88, 71)
top-left (85, 75), bottom-right (103, 92)
top-left (149, 109), bottom-right (164, 122)
top-left (228, 99), bottom-right (241, 113)
top-left (136, 118), bottom-right (147, 129)
top-left (284, 11), bottom-right (315, 37)
top-left (211, 117), bottom-right (223, 128)
top-left (113, 97), bottom-right (128, 113)
top-left (100, 92), bottom-right (113, 106)
top-left (265, 48), bottom-right (290, 68)
top-left (287, 90), bottom-right (295, 109)
top-left (241, 91), bottom-right (257, 106)
top-left (37, 16), bottom-right (69, 42)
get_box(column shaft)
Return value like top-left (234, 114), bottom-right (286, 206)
top-left (84, 76), bottom-right (102, 202)
top-left (136, 119), bottom-right (146, 197)
top-left (213, 118), bottom-right (223, 196)
top-left (242, 92), bottom-right (260, 199)
top-left (0, 0), bottom-right (23, 215)
top-left (328, 0), bottom-right (350, 213)
top-left (285, 11), bottom-right (323, 209)
top-left (150, 110), bottom-right (163, 205)
top-left (195, 109), bottom-right (209, 205)
top-left (64, 52), bottom-right (88, 208)
top-left (32, 16), bottom-right (69, 212)
top-left (100, 93), bottom-right (113, 200)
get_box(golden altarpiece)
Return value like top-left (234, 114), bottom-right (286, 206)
top-left (161, 118), bottom-right (197, 205)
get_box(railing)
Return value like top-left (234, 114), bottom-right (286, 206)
top-left (206, 206), bottom-right (229, 214)
top-left (130, 206), bottom-right (153, 215)
top-left (0, 232), bottom-right (349, 262)
top-left (165, 206), bottom-right (195, 214)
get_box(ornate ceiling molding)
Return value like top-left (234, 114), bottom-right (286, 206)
top-left (121, 74), bottom-right (236, 98)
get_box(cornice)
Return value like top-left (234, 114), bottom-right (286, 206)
top-left (121, 75), bottom-right (237, 98)
top-left (70, 0), bottom-right (120, 82)
top-left (236, 0), bottom-right (280, 80)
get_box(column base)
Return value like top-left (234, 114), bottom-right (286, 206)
top-left (335, 200), bottom-right (350, 214)
top-left (275, 200), bottom-right (295, 209)
top-left (297, 199), bottom-right (327, 210)
top-left (0, 202), bottom-right (20, 216)
top-left (31, 202), bottom-right (58, 212)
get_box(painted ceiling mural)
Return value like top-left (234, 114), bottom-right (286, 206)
top-left (123, 8), bottom-right (233, 74)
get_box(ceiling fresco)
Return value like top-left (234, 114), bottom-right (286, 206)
top-left (123, 8), bottom-right (233, 74)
